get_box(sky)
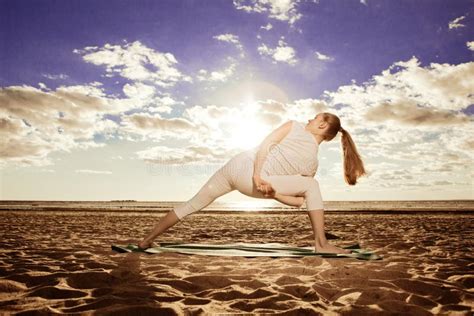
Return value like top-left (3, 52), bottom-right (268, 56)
top-left (0, 0), bottom-right (473, 203)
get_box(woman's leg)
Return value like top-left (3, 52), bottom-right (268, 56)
top-left (228, 152), bottom-right (324, 206)
top-left (259, 174), bottom-right (349, 253)
top-left (138, 158), bottom-right (237, 248)
top-left (230, 159), bottom-right (349, 253)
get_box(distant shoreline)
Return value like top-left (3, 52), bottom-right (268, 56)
top-left (1, 210), bottom-right (473, 215)
top-left (0, 199), bottom-right (473, 213)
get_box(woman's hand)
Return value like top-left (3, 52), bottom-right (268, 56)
top-left (253, 175), bottom-right (305, 206)
top-left (253, 174), bottom-right (275, 197)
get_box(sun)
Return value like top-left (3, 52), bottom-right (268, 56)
top-left (227, 103), bottom-right (269, 150)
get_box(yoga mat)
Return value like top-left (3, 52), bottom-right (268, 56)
top-left (111, 242), bottom-right (382, 260)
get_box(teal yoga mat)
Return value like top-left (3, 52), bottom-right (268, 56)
top-left (111, 242), bottom-right (382, 260)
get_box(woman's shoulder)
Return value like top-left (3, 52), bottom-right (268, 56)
top-left (272, 120), bottom-right (303, 141)
top-left (274, 120), bottom-right (298, 138)
top-left (283, 120), bottom-right (300, 136)
top-left (286, 119), bottom-right (302, 128)
top-left (289, 120), bottom-right (306, 131)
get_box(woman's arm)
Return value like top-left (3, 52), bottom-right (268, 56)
top-left (253, 120), bottom-right (293, 179)
top-left (273, 193), bottom-right (305, 208)
top-left (257, 179), bottom-right (305, 207)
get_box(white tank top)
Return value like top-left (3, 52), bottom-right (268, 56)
top-left (246, 120), bottom-right (319, 177)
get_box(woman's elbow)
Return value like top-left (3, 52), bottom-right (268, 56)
top-left (296, 197), bottom-right (305, 208)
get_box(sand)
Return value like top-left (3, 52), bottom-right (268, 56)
top-left (0, 210), bottom-right (473, 315)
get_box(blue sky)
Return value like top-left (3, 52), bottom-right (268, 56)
top-left (1, 0), bottom-right (473, 202)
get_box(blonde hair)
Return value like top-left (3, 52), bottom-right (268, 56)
top-left (320, 112), bottom-right (366, 185)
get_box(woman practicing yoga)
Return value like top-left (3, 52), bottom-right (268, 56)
top-left (138, 112), bottom-right (366, 254)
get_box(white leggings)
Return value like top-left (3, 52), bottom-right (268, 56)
top-left (173, 151), bottom-right (324, 220)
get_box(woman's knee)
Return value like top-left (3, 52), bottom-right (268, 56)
top-left (230, 162), bottom-right (256, 195)
top-left (172, 204), bottom-right (194, 220)
top-left (306, 178), bottom-right (320, 191)
top-left (304, 178), bottom-right (324, 210)
top-left (192, 179), bottom-right (231, 208)
top-left (296, 177), bottom-right (319, 195)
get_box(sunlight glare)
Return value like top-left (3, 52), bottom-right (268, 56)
top-left (227, 102), bottom-right (269, 150)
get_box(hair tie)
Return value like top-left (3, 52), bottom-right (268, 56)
top-left (339, 127), bottom-right (343, 132)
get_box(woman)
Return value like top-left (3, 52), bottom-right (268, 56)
top-left (138, 112), bottom-right (366, 254)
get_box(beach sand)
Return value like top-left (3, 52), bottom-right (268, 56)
top-left (0, 210), bottom-right (473, 315)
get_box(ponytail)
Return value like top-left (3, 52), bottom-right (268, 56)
top-left (340, 128), bottom-right (366, 185)
top-left (317, 112), bottom-right (366, 185)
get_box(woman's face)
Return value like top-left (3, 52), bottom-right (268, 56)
top-left (306, 113), bottom-right (330, 136)
top-left (307, 114), bottom-right (324, 127)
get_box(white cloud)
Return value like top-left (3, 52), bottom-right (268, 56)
top-left (0, 82), bottom-right (161, 167)
top-left (196, 35), bottom-right (242, 83)
top-left (120, 112), bottom-right (196, 142)
top-left (213, 33), bottom-right (245, 57)
top-left (145, 98), bottom-right (175, 114)
top-left (38, 168), bottom-right (56, 173)
top-left (42, 73), bottom-right (69, 80)
top-left (122, 82), bottom-right (156, 99)
top-left (4, 39), bottom-right (472, 199)
top-left (318, 57), bottom-right (473, 189)
top-left (119, 82), bottom-right (180, 114)
top-left (258, 38), bottom-right (297, 65)
top-left (74, 41), bottom-right (192, 87)
top-left (448, 15), bottom-right (466, 29)
top-left (75, 169), bottom-right (112, 174)
top-left (126, 100), bottom-right (292, 164)
top-left (233, 0), bottom-right (303, 25)
top-left (365, 100), bottom-right (469, 125)
top-left (130, 98), bottom-right (329, 165)
top-left (315, 51), bottom-right (334, 61)
top-left (137, 145), bottom-right (232, 165)
top-left (467, 41), bottom-right (474, 51)
top-left (286, 99), bottom-right (328, 119)
top-left (197, 62), bottom-right (237, 82)
top-left (260, 23), bottom-right (273, 30)
top-left (326, 57), bottom-right (474, 115)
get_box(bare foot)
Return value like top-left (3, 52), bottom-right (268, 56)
top-left (315, 243), bottom-right (351, 254)
top-left (138, 240), bottom-right (152, 249)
